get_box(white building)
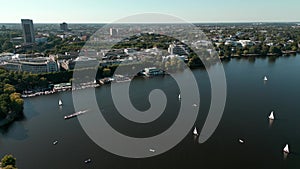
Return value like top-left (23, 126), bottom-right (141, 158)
top-left (143, 67), bottom-right (164, 76)
top-left (2, 57), bottom-right (58, 73)
top-left (168, 44), bottom-right (189, 55)
top-left (110, 28), bottom-right (118, 37)
top-left (162, 55), bottom-right (186, 62)
top-left (238, 40), bottom-right (255, 47)
top-left (68, 56), bottom-right (99, 69)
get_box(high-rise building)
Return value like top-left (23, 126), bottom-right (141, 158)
top-left (21, 19), bottom-right (35, 44)
top-left (110, 28), bottom-right (118, 37)
top-left (60, 22), bottom-right (68, 31)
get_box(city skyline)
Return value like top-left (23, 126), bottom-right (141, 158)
top-left (1, 0), bottom-right (300, 23)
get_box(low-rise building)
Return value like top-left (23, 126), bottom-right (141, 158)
top-left (142, 67), bottom-right (164, 77)
top-left (63, 56), bottom-right (99, 70)
top-left (2, 57), bottom-right (58, 73)
top-left (238, 40), bottom-right (255, 47)
top-left (168, 44), bottom-right (189, 55)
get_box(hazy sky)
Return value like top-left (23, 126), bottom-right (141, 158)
top-left (1, 0), bottom-right (300, 23)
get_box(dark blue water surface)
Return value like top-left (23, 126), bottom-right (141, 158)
top-left (1, 55), bottom-right (300, 169)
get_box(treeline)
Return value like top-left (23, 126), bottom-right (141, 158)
top-left (217, 43), bottom-right (298, 58)
top-left (0, 83), bottom-right (23, 120)
top-left (0, 29), bottom-right (86, 54)
top-left (0, 30), bottom-right (22, 53)
top-left (1, 154), bottom-right (17, 169)
top-left (0, 68), bottom-right (45, 120)
top-left (112, 33), bottom-right (178, 50)
top-left (0, 69), bottom-right (48, 92)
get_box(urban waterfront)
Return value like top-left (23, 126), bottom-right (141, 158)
top-left (1, 55), bottom-right (300, 169)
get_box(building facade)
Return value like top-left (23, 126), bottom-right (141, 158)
top-left (21, 19), bottom-right (35, 44)
top-left (60, 22), bottom-right (68, 31)
top-left (110, 28), bottom-right (118, 37)
top-left (2, 57), bottom-right (58, 74)
top-left (168, 44), bottom-right (189, 56)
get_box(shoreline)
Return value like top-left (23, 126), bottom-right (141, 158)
top-left (20, 53), bottom-right (299, 99)
top-left (219, 51), bottom-right (298, 60)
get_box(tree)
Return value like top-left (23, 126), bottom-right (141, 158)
top-left (102, 68), bottom-right (111, 77)
top-left (269, 46), bottom-right (282, 55)
top-left (2, 165), bottom-right (17, 169)
top-left (188, 55), bottom-right (203, 68)
top-left (249, 45), bottom-right (259, 54)
top-left (291, 46), bottom-right (298, 51)
top-left (10, 93), bottom-right (24, 113)
top-left (3, 84), bottom-right (16, 95)
top-left (38, 77), bottom-right (48, 88)
top-left (1, 40), bottom-right (13, 52)
top-left (1, 155), bottom-right (16, 168)
top-left (261, 45), bottom-right (269, 56)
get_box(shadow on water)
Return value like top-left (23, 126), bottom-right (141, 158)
top-left (248, 57), bottom-right (256, 63)
top-left (0, 120), bottom-right (29, 141)
top-left (268, 56), bottom-right (278, 64)
top-left (22, 100), bottom-right (40, 120)
top-left (0, 100), bottom-right (39, 140)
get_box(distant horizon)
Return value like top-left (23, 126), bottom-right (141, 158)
top-left (1, 0), bottom-right (299, 24)
top-left (1, 21), bottom-right (300, 24)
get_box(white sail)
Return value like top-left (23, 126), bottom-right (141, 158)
top-left (193, 127), bottom-right (198, 135)
top-left (269, 111), bottom-right (274, 120)
top-left (59, 99), bottom-right (63, 106)
top-left (178, 94), bottom-right (181, 100)
top-left (283, 144), bottom-right (290, 153)
top-left (264, 76), bottom-right (268, 81)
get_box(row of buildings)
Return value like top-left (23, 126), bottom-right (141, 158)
top-left (0, 43), bottom-right (191, 73)
top-left (1, 55), bottom-right (59, 73)
top-left (4, 20), bottom-right (198, 74)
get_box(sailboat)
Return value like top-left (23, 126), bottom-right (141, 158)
top-left (53, 140), bottom-right (58, 145)
top-left (193, 127), bottom-right (198, 135)
top-left (264, 76), bottom-right (268, 81)
top-left (178, 94), bottom-right (181, 100)
top-left (58, 99), bottom-right (63, 106)
top-left (283, 144), bottom-right (290, 154)
top-left (269, 111), bottom-right (275, 120)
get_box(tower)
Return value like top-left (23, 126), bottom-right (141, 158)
top-left (21, 19), bottom-right (35, 44)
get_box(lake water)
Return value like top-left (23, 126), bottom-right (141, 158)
top-left (1, 55), bottom-right (300, 169)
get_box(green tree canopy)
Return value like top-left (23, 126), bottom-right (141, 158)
top-left (1, 155), bottom-right (16, 168)
top-left (2, 165), bottom-right (17, 169)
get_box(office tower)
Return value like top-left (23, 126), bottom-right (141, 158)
top-left (21, 19), bottom-right (35, 44)
top-left (110, 28), bottom-right (118, 37)
top-left (60, 22), bottom-right (68, 31)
